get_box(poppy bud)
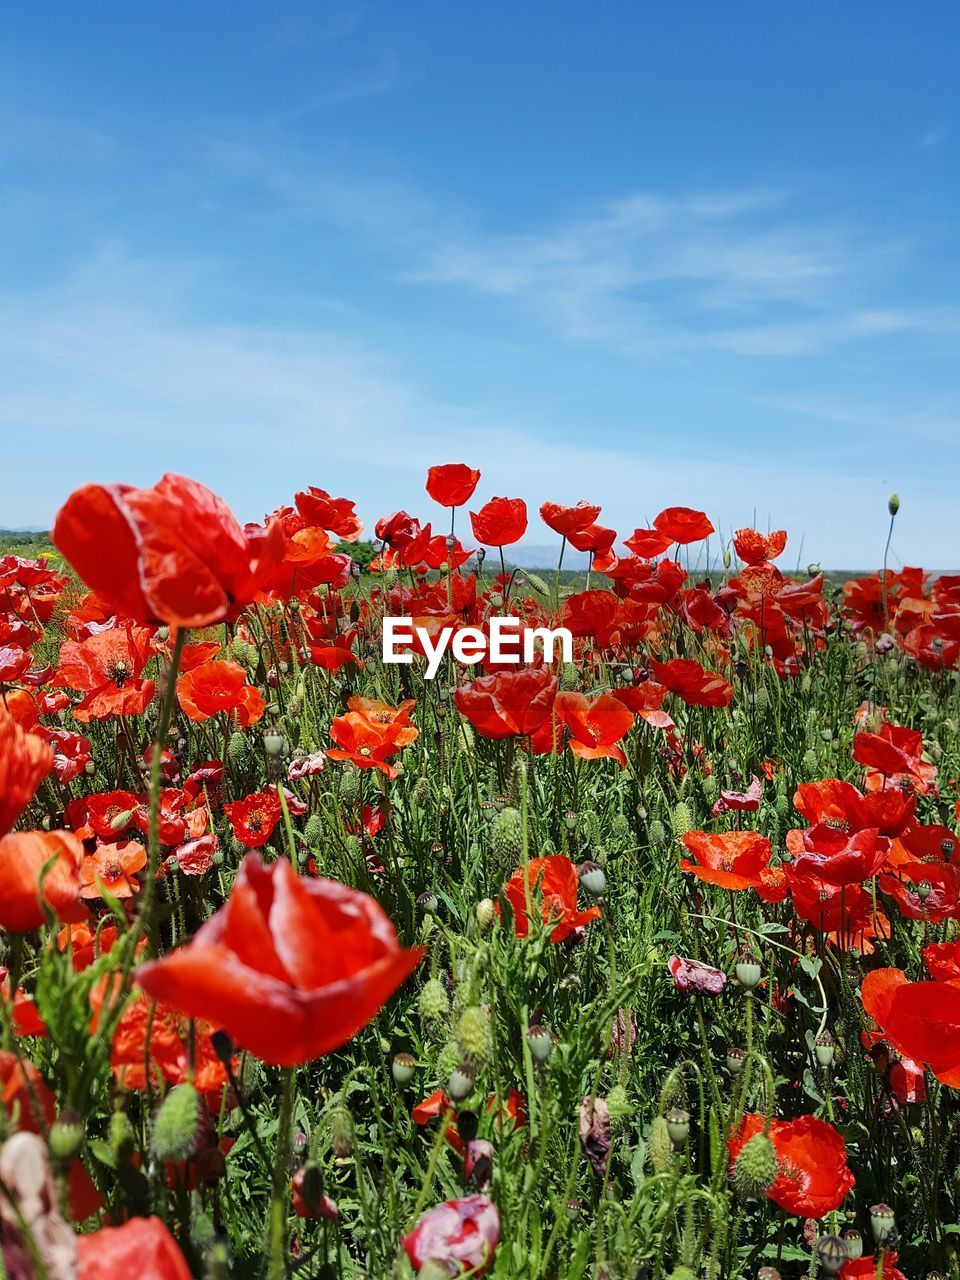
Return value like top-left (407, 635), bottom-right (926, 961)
top-left (447, 1064), bottom-right (475, 1102)
top-left (578, 860), bottom-right (606, 899)
top-left (815, 1236), bottom-right (846, 1275)
top-left (648, 1116), bottom-right (673, 1173)
top-left (109, 1108), bottom-right (135, 1162)
top-left (110, 808), bottom-right (136, 832)
top-left (815, 1031), bottom-right (835, 1067)
top-left (49, 1113), bottom-right (84, 1163)
top-left (841, 1229), bottom-right (863, 1260)
top-left (665, 1107), bottom-right (690, 1149)
top-left (870, 1204), bottom-right (895, 1247)
top-left (527, 1024), bottom-right (554, 1064)
top-left (419, 977), bottom-right (449, 1022)
top-left (456, 1006), bottom-right (489, 1065)
top-left (464, 1137), bottom-right (494, 1191)
top-left (151, 1083), bottom-right (200, 1162)
top-left (605, 1084), bottom-right (631, 1120)
top-left (735, 950), bottom-right (762, 991)
top-left (392, 1052), bottom-right (417, 1087)
top-left (722, 548), bottom-right (731, 569)
top-left (732, 1130), bottom-right (778, 1199)
top-left (211, 1030), bottom-right (234, 1065)
top-left (329, 1104), bottom-right (354, 1159)
top-left (475, 898), bottom-right (495, 930)
top-left (888, 492), bottom-right (900, 516)
top-left (670, 802), bottom-right (692, 841)
top-left (476, 547), bottom-right (486, 564)
top-left (418, 891), bottom-right (439, 916)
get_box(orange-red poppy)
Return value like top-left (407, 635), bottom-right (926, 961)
top-left (469, 497), bottom-right (527, 547)
top-left (294, 486), bottom-right (364, 541)
top-left (427, 463), bottom-right (481, 508)
top-left (733, 527), bottom-right (788, 565)
top-left (649, 657), bottom-right (733, 708)
top-left (79, 840), bottom-right (147, 900)
top-left (680, 830), bottom-right (783, 898)
top-left (53, 473), bottom-right (284, 629)
top-left (77, 1218), bottom-right (192, 1280)
top-left (727, 1113), bottom-right (854, 1217)
top-left (54, 624), bottom-right (156, 722)
top-left (0, 831), bottom-right (86, 931)
top-left (653, 506), bottom-right (714, 546)
top-left (224, 791), bottom-right (283, 848)
top-left (136, 854), bottom-right (425, 1066)
top-left (0, 700), bottom-right (52, 836)
top-left (327, 696), bottom-right (419, 778)
top-left (500, 855), bottom-right (601, 942)
top-left (539, 500), bottom-right (601, 537)
top-left (554, 691), bottom-right (633, 766)
top-left (454, 668), bottom-right (557, 740)
top-left (177, 659), bottom-right (265, 726)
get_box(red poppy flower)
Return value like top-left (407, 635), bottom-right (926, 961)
top-left (0, 831), bottom-right (85, 931)
top-left (560, 589), bottom-right (620, 641)
top-left (790, 827), bottom-right (889, 886)
top-left (567, 523), bottom-right (617, 555)
top-left (0, 700), bottom-right (52, 836)
top-left (427, 463), bottom-right (481, 508)
top-left (854, 724), bottom-right (937, 795)
top-left (861, 967), bottom-right (960, 1086)
top-left (224, 791), bottom-right (283, 848)
top-left (177, 659), bottom-right (265, 727)
top-left (727, 1113), bottom-right (855, 1217)
top-left (680, 830), bottom-right (782, 896)
top-left (539, 500), bottom-right (602, 537)
top-left (54, 625), bottom-right (156, 723)
top-left (328, 697), bottom-right (419, 779)
top-left (294, 487), bottom-right (364, 541)
top-left (792, 777), bottom-right (915, 839)
top-left (454, 668), bottom-right (557, 740)
top-left (80, 840), bottom-right (147, 900)
top-left (879, 861), bottom-right (960, 923)
top-left (36, 727), bottom-right (91, 785)
top-left (624, 527), bottom-right (673, 558)
top-left (77, 1217), bottom-right (192, 1280)
top-left (136, 854), bottom-right (425, 1065)
top-left (53, 473), bottom-right (284, 629)
top-left (291, 1166), bottom-right (339, 1219)
top-left (500, 855), bottom-right (601, 942)
top-left (787, 876), bottom-right (885, 949)
top-left (840, 1256), bottom-right (906, 1280)
top-left (469, 497), bottom-right (527, 547)
top-left (653, 506), bottom-right (714, 546)
top-left (0, 646), bottom-right (31, 683)
top-left (649, 657), bottom-right (734, 708)
top-left (733, 528), bottom-right (788, 566)
top-left (611, 681), bottom-right (674, 728)
top-left (403, 1195), bottom-right (500, 1275)
top-left (923, 939), bottom-right (960, 982)
top-left (554, 691), bottom-right (633, 766)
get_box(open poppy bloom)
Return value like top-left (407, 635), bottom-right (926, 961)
top-left (500, 855), bottom-right (601, 942)
top-left (54, 624), bottom-right (156, 722)
top-left (53, 473), bottom-right (284, 629)
top-left (539, 500), bottom-right (601, 537)
top-left (469, 496), bottom-right (527, 547)
top-left (403, 1195), bottom-right (500, 1275)
top-left (224, 791), bottom-right (283, 848)
top-left (327, 696), bottom-right (419, 779)
top-left (680, 830), bottom-right (783, 897)
top-left (554, 691), bottom-right (634, 766)
top-left (426, 463), bottom-right (481, 508)
top-left (294, 486), bottom-right (364, 541)
top-left (136, 854), bottom-right (424, 1066)
top-left (0, 701), bottom-right (52, 835)
top-left (454, 668), bottom-right (557, 740)
top-left (77, 1217), bottom-right (192, 1280)
top-left (624, 527), bottom-right (673, 558)
top-left (650, 657), bottom-right (734, 708)
top-left (177, 659), bottom-right (265, 727)
top-left (860, 966), bottom-right (960, 1087)
top-left (727, 1113), bottom-right (855, 1217)
top-left (733, 527), bottom-right (788, 565)
top-left (653, 506), bottom-right (715, 546)
top-left (854, 724), bottom-right (938, 795)
top-left (79, 840), bottom-right (147, 899)
top-left (789, 826), bottom-right (888, 886)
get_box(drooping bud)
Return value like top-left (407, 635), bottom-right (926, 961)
top-left (732, 1130), bottom-right (779, 1199)
top-left (151, 1083), bottom-right (200, 1162)
top-left (456, 1006), bottom-right (489, 1065)
top-left (328, 1103), bottom-right (354, 1159)
top-left (419, 977), bottom-right (449, 1023)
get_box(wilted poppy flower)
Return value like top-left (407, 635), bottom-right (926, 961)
top-left (403, 1195), bottom-right (500, 1275)
top-left (224, 791), bottom-right (283, 848)
top-left (667, 955), bottom-right (727, 996)
top-left (136, 854), bottom-right (424, 1066)
top-left (427, 463), bottom-right (481, 508)
top-left (77, 1217), bottom-right (192, 1280)
top-left (539, 500), bottom-right (601, 537)
top-left (36, 727), bottom-right (92, 784)
top-left (653, 506), bottom-right (714, 546)
top-left (292, 1166), bottom-right (339, 1219)
top-left (500, 856), bottom-right (601, 942)
top-left (0, 831), bottom-right (86, 931)
top-left (579, 1094), bottom-right (612, 1176)
top-left (54, 625), bottom-right (156, 722)
top-left (53, 473), bottom-right (283, 629)
top-left (327, 697), bottom-right (419, 779)
top-left (650, 657), bottom-right (734, 708)
top-left (554, 691), bottom-right (633, 766)
top-left (679, 831), bottom-right (782, 897)
top-left (80, 840), bottom-right (147, 900)
top-left (455, 668), bottom-right (557, 740)
top-left (177, 659), bottom-right (265, 727)
top-left (469, 497), bottom-right (527, 547)
top-left (727, 1113), bottom-right (854, 1217)
top-left (710, 775), bottom-right (762, 816)
top-left (733, 527), bottom-right (788, 566)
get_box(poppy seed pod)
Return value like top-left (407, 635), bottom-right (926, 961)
top-left (726, 1046), bottom-right (746, 1077)
top-left (418, 891), bottom-right (439, 916)
top-left (735, 950), bottom-right (762, 991)
top-left (870, 1203), bottom-right (895, 1247)
top-left (527, 1024), bottom-right (554, 1064)
top-left (261, 728), bottom-right (285, 757)
top-left (578, 860), bottom-right (606, 899)
top-left (841, 1228), bottom-right (863, 1260)
top-left (392, 1052), bottom-right (417, 1087)
top-left (665, 1107), bottom-right (690, 1149)
top-left (447, 1064), bottom-right (475, 1102)
top-left (815, 1235), bottom-right (847, 1275)
top-left (49, 1113), bottom-right (84, 1162)
top-left (815, 1031), bottom-right (836, 1068)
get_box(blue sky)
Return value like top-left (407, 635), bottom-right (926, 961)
top-left (1, 2), bottom-right (957, 566)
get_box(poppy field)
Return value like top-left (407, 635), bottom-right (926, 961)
top-left (1, 467), bottom-right (959, 1280)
